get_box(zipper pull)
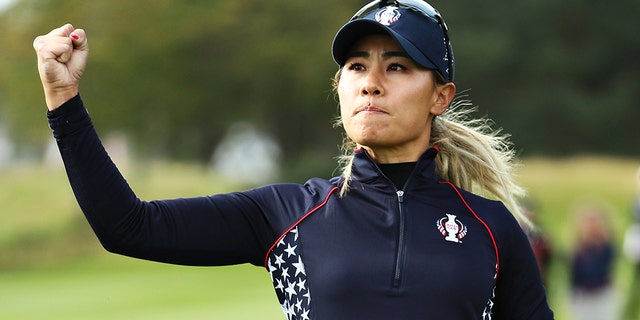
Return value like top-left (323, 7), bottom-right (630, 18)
top-left (397, 190), bottom-right (405, 203)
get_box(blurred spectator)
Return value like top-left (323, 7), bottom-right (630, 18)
top-left (569, 201), bottom-right (618, 320)
top-left (622, 167), bottom-right (640, 320)
top-left (521, 199), bottom-right (553, 285)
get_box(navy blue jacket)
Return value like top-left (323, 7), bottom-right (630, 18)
top-left (48, 95), bottom-right (553, 319)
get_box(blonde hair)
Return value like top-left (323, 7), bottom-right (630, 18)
top-left (332, 69), bottom-right (529, 225)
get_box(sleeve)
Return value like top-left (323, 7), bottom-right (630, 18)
top-left (491, 212), bottom-right (555, 319)
top-left (47, 95), bottom-right (276, 267)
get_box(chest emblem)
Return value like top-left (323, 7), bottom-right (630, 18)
top-left (437, 214), bottom-right (467, 243)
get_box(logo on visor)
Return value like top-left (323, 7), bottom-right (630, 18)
top-left (375, 6), bottom-right (401, 26)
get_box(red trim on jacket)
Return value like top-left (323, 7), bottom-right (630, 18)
top-left (439, 181), bottom-right (500, 282)
top-left (263, 186), bottom-right (340, 268)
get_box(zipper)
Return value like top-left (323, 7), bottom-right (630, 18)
top-left (393, 190), bottom-right (406, 287)
top-left (362, 151), bottom-right (413, 289)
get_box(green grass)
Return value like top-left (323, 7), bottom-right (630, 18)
top-left (1, 156), bottom-right (638, 319)
top-left (0, 254), bottom-right (283, 319)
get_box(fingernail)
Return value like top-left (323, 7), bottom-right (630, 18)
top-left (70, 34), bottom-right (79, 40)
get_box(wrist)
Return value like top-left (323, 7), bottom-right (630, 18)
top-left (44, 87), bottom-right (78, 111)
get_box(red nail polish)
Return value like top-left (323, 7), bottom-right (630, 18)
top-left (70, 34), bottom-right (79, 40)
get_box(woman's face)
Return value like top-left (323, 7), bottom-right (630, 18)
top-left (337, 34), bottom-right (454, 163)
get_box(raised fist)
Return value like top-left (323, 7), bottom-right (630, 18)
top-left (33, 24), bottom-right (88, 110)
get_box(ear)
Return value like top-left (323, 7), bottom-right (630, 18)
top-left (430, 82), bottom-right (456, 116)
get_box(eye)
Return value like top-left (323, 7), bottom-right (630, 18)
top-left (388, 63), bottom-right (406, 71)
top-left (347, 62), bottom-right (365, 71)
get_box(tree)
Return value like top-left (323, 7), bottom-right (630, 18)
top-left (1, 0), bottom-right (637, 181)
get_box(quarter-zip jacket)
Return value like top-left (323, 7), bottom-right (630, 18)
top-left (48, 95), bottom-right (553, 320)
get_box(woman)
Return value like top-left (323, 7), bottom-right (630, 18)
top-left (33, 0), bottom-right (553, 319)
top-left (569, 203), bottom-right (617, 320)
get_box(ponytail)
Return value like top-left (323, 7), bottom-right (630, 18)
top-left (430, 97), bottom-right (529, 225)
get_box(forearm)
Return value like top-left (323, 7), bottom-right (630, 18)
top-left (48, 94), bottom-right (145, 252)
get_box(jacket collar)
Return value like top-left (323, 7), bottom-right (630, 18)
top-left (350, 147), bottom-right (440, 190)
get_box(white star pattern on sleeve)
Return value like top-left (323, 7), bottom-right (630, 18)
top-left (292, 257), bottom-right (306, 277)
top-left (285, 244), bottom-right (297, 257)
top-left (268, 227), bottom-right (312, 320)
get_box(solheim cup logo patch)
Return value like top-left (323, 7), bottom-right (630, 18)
top-left (375, 6), bottom-right (401, 26)
top-left (437, 214), bottom-right (467, 243)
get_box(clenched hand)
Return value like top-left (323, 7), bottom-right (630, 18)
top-left (33, 24), bottom-right (88, 110)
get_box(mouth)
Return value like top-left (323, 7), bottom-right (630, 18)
top-left (355, 104), bottom-right (387, 115)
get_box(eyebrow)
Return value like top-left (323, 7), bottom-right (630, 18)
top-left (345, 50), bottom-right (411, 60)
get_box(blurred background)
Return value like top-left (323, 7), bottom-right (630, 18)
top-left (0, 0), bottom-right (639, 319)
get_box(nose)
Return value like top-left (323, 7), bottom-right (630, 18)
top-left (361, 71), bottom-right (384, 96)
